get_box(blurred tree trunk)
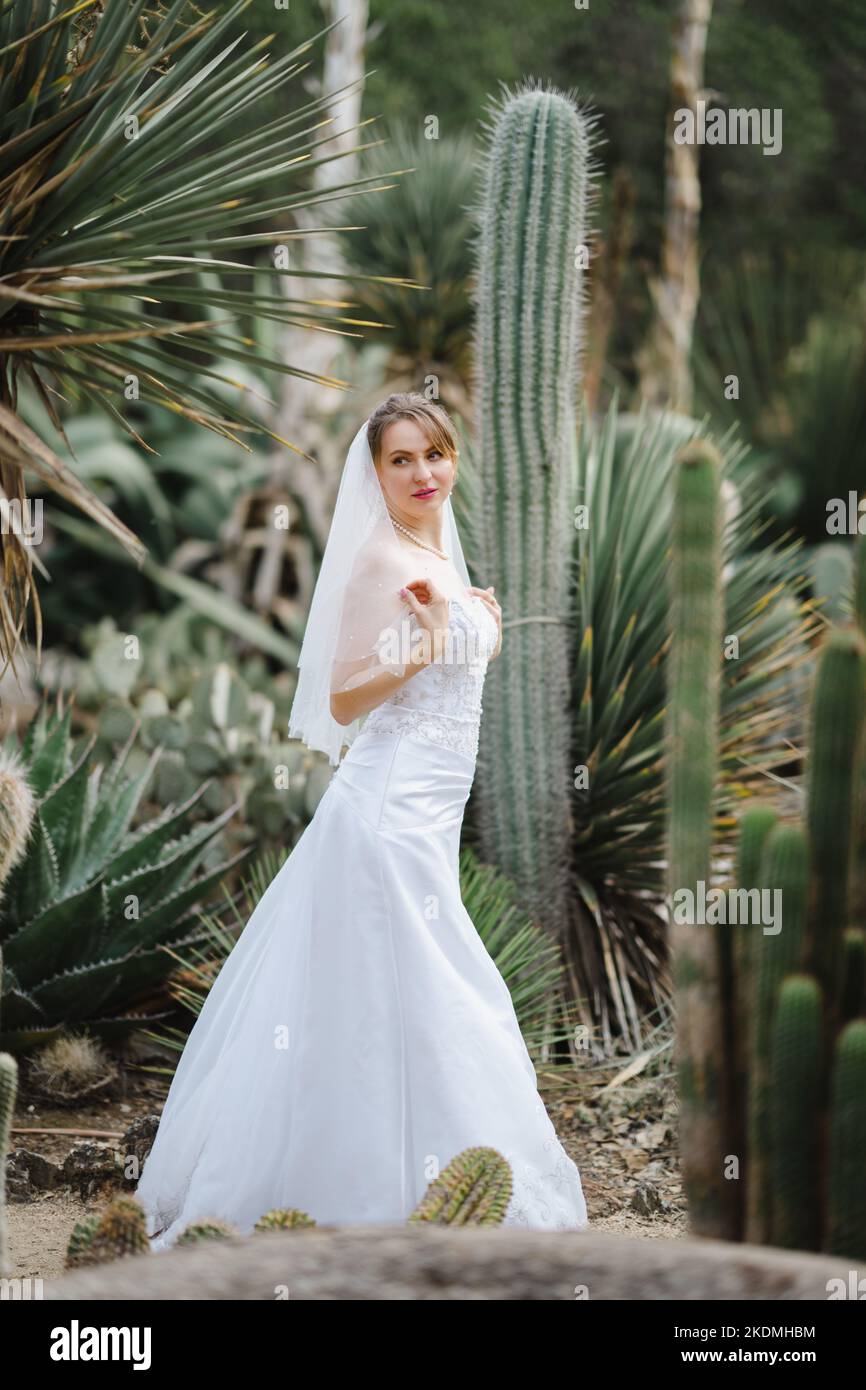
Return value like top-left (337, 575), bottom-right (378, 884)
top-left (636, 0), bottom-right (714, 413)
top-left (248, 1), bottom-right (371, 623)
top-left (275, 0), bottom-right (371, 524)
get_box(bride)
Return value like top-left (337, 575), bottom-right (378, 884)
top-left (135, 393), bottom-right (589, 1248)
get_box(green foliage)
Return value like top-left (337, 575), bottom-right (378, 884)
top-left (0, 0), bottom-right (401, 661)
top-left (38, 610), bottom-right (331, 849)
top-left (693, 252), bottom-right (866, 544)
top-left (326, 120), bottom-right (480, 384)
top-left (0, 704), bottom-right (248, 1054)
top-left (408, 1146), bottom-right (513, 1226)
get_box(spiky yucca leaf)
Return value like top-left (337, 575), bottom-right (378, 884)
top-left (0, 0), bottom-right (411, 664)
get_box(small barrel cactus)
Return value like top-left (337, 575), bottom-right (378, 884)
top-left (65, 1213), bottom-right (101, 1269)
top-left (408, 1146), bottom-right (513, 1226)
top-left (254, 1208), bottom-right (317, 1232)
top-left (71, 1195), bottom-right (151, 1266)
top-left (175, 1218), bottom-right (239, 1245)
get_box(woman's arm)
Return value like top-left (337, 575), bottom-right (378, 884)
top-left (329, 577), bottom-right (450, 726)
top-left (330, 649), bottom-right (430, 725)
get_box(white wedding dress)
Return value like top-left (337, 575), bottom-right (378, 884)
top-left (135, 593), bottom-right (588, 1249)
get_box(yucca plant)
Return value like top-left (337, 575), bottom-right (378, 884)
top-left (464, 384), bottom-right (816, 1051)
top-left (0, 0), bottom-right (411, 665)
top-left (137, 844), bottom-right (574, 1069)
top-left (0, 700), bottom-right (249, 1053)
top-left (326, 119), bottom-right (480, 394)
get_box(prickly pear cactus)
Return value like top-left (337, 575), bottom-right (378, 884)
top-left (408, 1146), bottom-right (513, 1226)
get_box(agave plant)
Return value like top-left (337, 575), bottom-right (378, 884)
top-left (0, 701), bottom-right (249, 1053)
top-left (137, 844), bottom-right (573, 1070)
top-left (0, 0), bottom-right (412, 665)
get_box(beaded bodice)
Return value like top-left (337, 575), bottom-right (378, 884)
top-left (361, 596), bottom-right (499, 762)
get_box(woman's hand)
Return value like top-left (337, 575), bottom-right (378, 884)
top-left (467, 585), bottom-right (502, 660)
top-left (400, 579), bottom-right (450, 664)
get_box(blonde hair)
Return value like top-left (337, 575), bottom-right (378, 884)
top-left (367, 393), bottom-right (458, 467)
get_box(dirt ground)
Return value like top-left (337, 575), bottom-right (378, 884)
top-left (5, 1052), bottom-right (686, 1284)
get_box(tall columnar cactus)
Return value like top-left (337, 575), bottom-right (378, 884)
top-left (665, 438), bottom-right (729, 1237)
top-left (471, 81), bottom-right (599, 941)
top-left (733, 803), bottom-right (778, 1239)
top-left (408, 1146), bottom-right (513, 1226)
top-left (669, 614), bottom-right (866, 1259)
top-left (804, 627), bottom-right (866, 1037)
top-left (745, 824), bottom-right (808, 1244)
top-left (769, 975), bottom-right (823, 1252)
top-left (825, 1019), bottom-right (866, 1258)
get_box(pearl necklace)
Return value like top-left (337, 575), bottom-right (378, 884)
top-left (388, 510), bottom-right (450, 561)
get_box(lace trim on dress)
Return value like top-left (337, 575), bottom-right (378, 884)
top-left (361, 703), bottom-right (481, 761)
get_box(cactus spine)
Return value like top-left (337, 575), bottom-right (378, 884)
top-left (472, 81), bottom-right (598, 940)
top-left (665, 438), bottom-right (729, 1237)
top-left (408, 1147), bottom-right (513, 1225)
top-left (0, 749), bottom-right (34, 900)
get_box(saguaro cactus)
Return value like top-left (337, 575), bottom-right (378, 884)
top-left (665, 438), bottom-right (729, 1237)
top-left (471, 80), bottom-right (599, 942)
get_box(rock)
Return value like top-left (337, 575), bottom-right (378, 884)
top-left (44, 1225), bottom-right (864, 1301)
top-left (62, 1141), bottom-right (120, 1199)
top-left (5, 1148), bottom-right (65, 1201)
top-left (630, 1160), bottom-right (672, 1216)
top-left (118, 1115), bottom-right (159, 1187)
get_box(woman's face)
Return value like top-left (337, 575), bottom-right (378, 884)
top-left (375, 417), bottom-right (456, 522)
